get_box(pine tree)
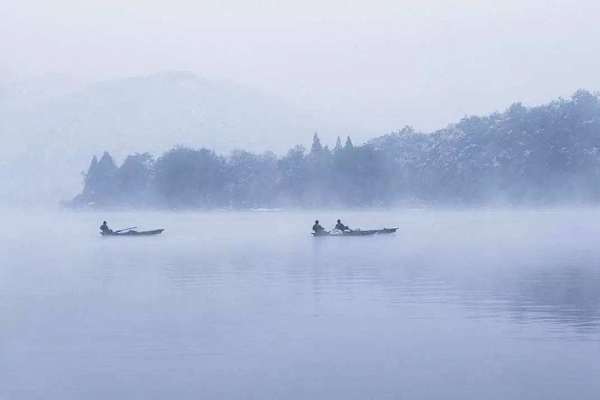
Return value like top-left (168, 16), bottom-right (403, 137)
top-left (98, 152), bottom-right (117, 172)
top-left (82, 155), bottom-right (99, 197)
top-left (82, 151), bottom-right (118, 205)
top-left (89, 155), bottom-right (99, 169)
top-left (344, 136), bottom-right (354, 150)
top-left (334, 136), bottom-right (342, 153)
top-left (311, 132), bottom-right (323, 154)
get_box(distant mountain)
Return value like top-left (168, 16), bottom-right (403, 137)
top-left (4, 71), bottom-right (322, 154)
top-left (0, 73), bottom-right (89, 111)
top-left (0, 71), bottom-right (322, 204)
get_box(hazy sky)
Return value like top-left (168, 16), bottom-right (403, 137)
top-left (3, 0), bottom-right (600, 136)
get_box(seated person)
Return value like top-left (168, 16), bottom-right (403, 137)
top-left (335, 219), bottom-right (350, 231)
top-left (313, 220), bottom-right (325, 233)
top-left (100, 221), bottom-right (112, 234)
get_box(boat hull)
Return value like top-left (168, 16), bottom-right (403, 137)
top-left (312, 227), bottom-right (397, 237)
top-left (376, 227), bottom-right (398, 234)
top-left (100, 229), bottom-right (164, 237)
top-left (312, 230), bottom-right (377, 237)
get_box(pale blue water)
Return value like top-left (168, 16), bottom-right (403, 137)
top-left (1, 209), bottom-right (599, 399)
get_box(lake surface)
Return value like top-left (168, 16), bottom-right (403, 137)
top-left (1, 208), bottom-right (599, 399)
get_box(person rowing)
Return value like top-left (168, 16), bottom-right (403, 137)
top-left (335, 219), bottom-right (351, 232)
top-left (313, 220), bottom-right (325, 234)
top-left (100, 221), bottom-right (113, 234)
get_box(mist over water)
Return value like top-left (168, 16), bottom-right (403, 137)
top-left (4, 1), bottom-right (600, 397)
top-left (2, 208), bottom-right (599, 399)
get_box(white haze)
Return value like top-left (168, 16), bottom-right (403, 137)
top-left (2, 0), bottom-right (600, 204)
top-left (2, 208), bottom-right (600, 399)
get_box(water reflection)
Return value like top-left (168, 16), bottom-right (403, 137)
top-left (484, 267), bottom-right (600, 334)
top-left (3, 209), bottom-right (600, 399)
top-left (153, 219), bottom-right (600, 339)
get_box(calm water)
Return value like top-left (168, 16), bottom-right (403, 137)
top-left (1, 209), bottom-right (599, 399)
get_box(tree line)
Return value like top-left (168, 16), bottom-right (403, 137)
top-left (68, 90), bottom-right (600, 209)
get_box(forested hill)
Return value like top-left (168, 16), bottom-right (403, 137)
top-left (67, 90), bottom-right (600, 209)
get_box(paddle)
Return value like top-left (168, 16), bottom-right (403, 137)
top-left (114, 226), bottom-right (137, 233)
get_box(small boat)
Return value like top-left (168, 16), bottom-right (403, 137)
top-left (312, 229), bottom-right (377, 237)
top-left (100, 229), bottom-right (164, 237)
top-left (312, 227), bottom-right (398, 237)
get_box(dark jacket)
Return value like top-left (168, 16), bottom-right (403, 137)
top-left (313, 223), bottom-right (324, 233)
top-left (335, 222), bottom-right (349, 231)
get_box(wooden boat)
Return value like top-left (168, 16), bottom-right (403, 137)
top-left (100, 229), bottom-right (164, 237)
top-left (312, 227), bottom-right (397, 237)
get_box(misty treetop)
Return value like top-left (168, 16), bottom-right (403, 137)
top-left (69, 90), bottom-right (600, 209)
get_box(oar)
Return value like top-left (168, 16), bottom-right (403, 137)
top-left (115, 226), bottom-right (137, 233)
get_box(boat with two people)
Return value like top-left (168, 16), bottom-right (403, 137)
top-left (312, 219), bottom-right (398, 237)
